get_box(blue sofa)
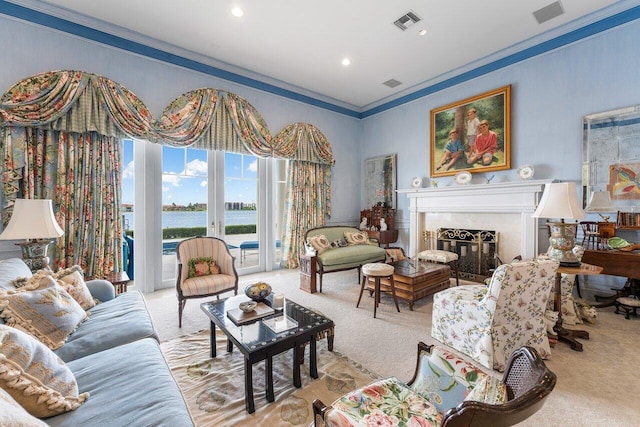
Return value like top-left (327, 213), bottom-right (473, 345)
top-left (0, 258), bottom-right (193, 426)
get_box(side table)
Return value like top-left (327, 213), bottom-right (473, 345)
top-left (554, 263), bottom-right (602, 351)
top-left (299, 254), bottom-right (317, 293)
top-left (88, 271), bottom-right (130, 295)
top-left (366, 229), bottom-right (399, 248)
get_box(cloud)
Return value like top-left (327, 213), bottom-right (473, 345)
top-left (185, 159), bottom-right (207, 175)
top-left (163, 174), bottom-right (182, 187)
top-left (122, 160), bottom-right (134, 179)
top-left (247, 159), bottom-right (258, 172)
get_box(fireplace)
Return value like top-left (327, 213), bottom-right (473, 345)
top-left (425, 228), bottom-right (498, 282)
top-left (399, 179), bottom-right (551, 264)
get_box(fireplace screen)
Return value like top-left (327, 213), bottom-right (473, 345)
top-left (426, 228), bottom-right (498, 283)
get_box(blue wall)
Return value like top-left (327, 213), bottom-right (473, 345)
top-left (0, 13), bottom-right (363, 230)
top-left (2, 9), bottom-right (640, 250)
top-left (362, 18), bottom-right (640, 234)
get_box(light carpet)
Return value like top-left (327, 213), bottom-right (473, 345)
top-left (160, 329), bottom-right (378, 427)
top-left (146, 268), bottom-right (640, 426)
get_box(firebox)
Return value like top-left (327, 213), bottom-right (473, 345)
top-left (425, 228), bottom-right (498, 283)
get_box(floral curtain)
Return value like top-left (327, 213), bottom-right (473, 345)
top-left (1, 126), bottom-right (121, 275)
top-left (0, 70), bottom-right (335, 272)
top-left (274, 123), bottom-right (334, 268)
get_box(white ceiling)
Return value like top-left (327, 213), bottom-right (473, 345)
top-left (8, 0), bottom-right (629, 110)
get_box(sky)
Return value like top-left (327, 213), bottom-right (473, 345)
top-left (122, 140), bottom-right (258, 206)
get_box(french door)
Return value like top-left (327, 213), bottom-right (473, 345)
top-left (124, 140), bottom-right (284, 291)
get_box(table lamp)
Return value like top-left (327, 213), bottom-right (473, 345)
top-left (532, 182), bottom-right (585, 266)
top-left (584, 190), bottom-right (616, 222)
top-left (0, 199), bottom-right (64, 271)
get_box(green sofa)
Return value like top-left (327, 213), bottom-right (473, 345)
top-left (305, 226), bottom-right (387, 292)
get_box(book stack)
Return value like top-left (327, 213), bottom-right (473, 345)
top-left (227, 302), bottom-right (275, 326)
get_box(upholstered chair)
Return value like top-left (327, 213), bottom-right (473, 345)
top-left (176, 236), bottom-right (238, 327)
top-left (431, 259), bottom-right (559, 371)
top-left (313, 342), bottom-right (556, 427)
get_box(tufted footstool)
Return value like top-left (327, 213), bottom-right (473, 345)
top-left (614, 296), bottom-right (640, 319)
top-left (357, 262), bottom-right (399, 318)
top-left (417, 249), bottom-right (459, 286)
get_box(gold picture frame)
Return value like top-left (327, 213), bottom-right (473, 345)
top-left (430, 85), bottom-right (511, 177)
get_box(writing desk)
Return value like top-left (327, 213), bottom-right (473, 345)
top-left (581, 249), bottom-right (640, 306)
top-left (555, 263), bottom-right (602, 352)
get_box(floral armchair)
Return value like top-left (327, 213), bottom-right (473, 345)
top-left (431, 260), bottom-right (559, 371)
top-left (312, 342), bottom-right (556, 427)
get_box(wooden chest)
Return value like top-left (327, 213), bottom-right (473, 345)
top-left (367, 259), bottom-right (450, 310)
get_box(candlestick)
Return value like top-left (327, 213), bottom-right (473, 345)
top-left (461, 246), bottom-right (467, 257)
top-left (443, 242), bottom-right (450, 251)
top-left (483, 243), bottom-right (490, 253)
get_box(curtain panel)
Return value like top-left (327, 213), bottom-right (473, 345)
top-left (1, 127), bottom-right (122, 275)
top-left (1, 70), bottom-right (335, 272)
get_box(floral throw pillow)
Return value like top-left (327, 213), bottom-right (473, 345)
top-left (410, 346), bottom-right (489, 415)
top-left (0, 324), bottom-right (89, 418)
top-left (307, 234), bottom-right (332, 254)
top-left (344, 230), bottom-right (370, 245)
top-left (0, 276), bottom-right (88, 350)
top-left (188, 257), bottom-right (221, 278)
top-left (54, 266), bottom-right (96, 310)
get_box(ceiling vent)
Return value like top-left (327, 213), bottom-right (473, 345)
top-left (533, 1), bottom-right (564, 24)
top-left (383, 79), bottom-right (402, 88)
top-left (393, 11), bottom-right (421, 31)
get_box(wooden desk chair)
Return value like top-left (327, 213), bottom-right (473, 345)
top-left (579, 221), bottom-right (599, 249)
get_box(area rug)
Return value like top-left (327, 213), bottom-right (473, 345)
top-left (161, 329), bottom-right (380, 427)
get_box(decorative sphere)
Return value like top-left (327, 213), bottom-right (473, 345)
top-left (244, 282), bottom-right (272, 301)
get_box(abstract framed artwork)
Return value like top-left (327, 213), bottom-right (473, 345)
top-left (430, 85), bottom-right (511, 177)
top-left (364, 154), bottom-right (396, 209)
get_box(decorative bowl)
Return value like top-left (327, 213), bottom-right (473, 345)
top-left (244, 282), bottom-right (272, 301)
top-left (238, 301), bottom-right (257, 313)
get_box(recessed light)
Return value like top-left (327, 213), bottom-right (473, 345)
top-left (341, 58), bottom-right (351, 66)
top-left (418, 29), bottom-right (427, 36)
top-left (231, 7), bottom-right (243, 17)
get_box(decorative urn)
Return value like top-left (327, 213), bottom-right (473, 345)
top-left (244, 282), bottom-right (272, 301)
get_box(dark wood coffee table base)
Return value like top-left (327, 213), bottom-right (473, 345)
top-left (201, 297), bottom-right (334, 413)
top-left (368, 260), bottom-right (451, 310)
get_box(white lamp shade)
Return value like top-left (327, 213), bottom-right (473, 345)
top-left (532, 182), bottom-right (586, 220)
top-left (0, 199), bottom-right (64, 240)
top-left (585, 190), bottom-right (615, 212)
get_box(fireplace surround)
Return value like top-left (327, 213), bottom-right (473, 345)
top-left (399, 179), bottom-right (552, 263)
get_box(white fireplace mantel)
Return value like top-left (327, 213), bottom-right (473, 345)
top-left (398, 179), bottom-right (553, 260)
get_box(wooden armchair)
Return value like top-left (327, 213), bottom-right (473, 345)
top-left (175, 236), bottom-right (238, 327)
top-left (313, 342), bottom-right (556, 427)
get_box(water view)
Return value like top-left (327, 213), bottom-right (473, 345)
top-left (123, 210), bottom-right (257, 229)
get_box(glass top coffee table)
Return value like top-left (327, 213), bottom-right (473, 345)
top-left (200, 294), bottom-right (334, 413)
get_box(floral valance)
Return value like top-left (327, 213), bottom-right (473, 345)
top-left (0, 70), bottom-right (334, 164)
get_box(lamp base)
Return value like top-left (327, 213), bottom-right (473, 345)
top-left (547, 221), bottom-right (579, 267)
top-left (16, 239), bottom-right (53, 271)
